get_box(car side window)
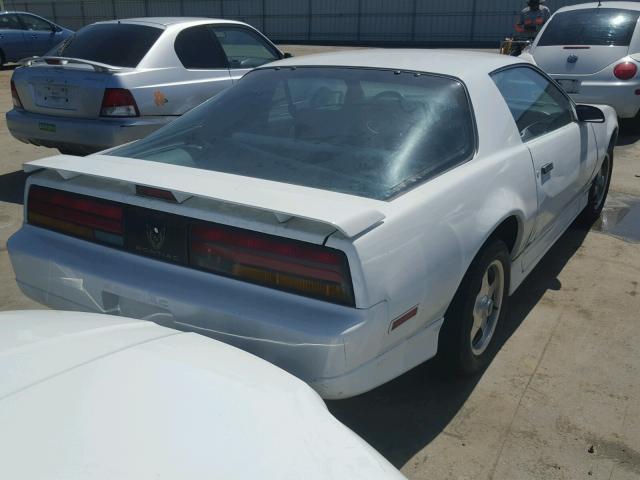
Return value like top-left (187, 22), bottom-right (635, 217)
top-left (491, 67), bottom-right (574, 142)
top-left (18, 14), bottom-right (52, 32)
top-left (174, 25), bottom-right (227, 69)
top-left (0, 14), bottom-right (22, 30)
top-left (211, 26), bottom-right (280, 69)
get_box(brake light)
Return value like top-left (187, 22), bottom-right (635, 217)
top-left (100, 88), bottom-right (139, 117)
top-left (27, 186), bottom-right (123, 246)
top-left (614, 62), bottom-right (637, 80)
top-left (190, 223), bottom-right (355, 306)
top-left (11, 80), bottom-right (23, 109)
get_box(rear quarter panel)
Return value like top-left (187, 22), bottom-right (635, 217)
top-left (326, 72), bottom-right (539, 348)
top-left (120, 23), bottom-right (232, 117)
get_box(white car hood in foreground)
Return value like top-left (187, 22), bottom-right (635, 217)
top-left (0, 311), bottom-right (404, 480)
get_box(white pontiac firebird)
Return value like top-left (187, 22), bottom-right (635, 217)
top-left (0, 310), bottom-right (405, 479)
top-left (8, 50), bottom-right (617, 399)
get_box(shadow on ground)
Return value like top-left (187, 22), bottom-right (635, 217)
top-left (0, 170), bottom-right (28, 205)
top-left (328, 223), bottom-right (590, 469)
top-left (617, 119), bottom-right (640, 146)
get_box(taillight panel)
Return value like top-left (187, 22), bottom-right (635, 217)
top-left (613, 62), bottom-right (637, 80)
top-left (100, 88), bottom-right (139, 117)
top-left (190, 223), bottom-right (354, 306)
top-left (11, 80), bottom-right (23, 110)
top-left (26, 186), bottom-right (355, 307)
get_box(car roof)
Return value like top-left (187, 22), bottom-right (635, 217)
top-left (262, 48), bottom-right (525, 80)
top-left (92, 16), bottom-right (248, 28)
top-left (556, 1), bottom-right (640, 13)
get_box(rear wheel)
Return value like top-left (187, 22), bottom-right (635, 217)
top-left (579, 148), bottom-right (613, 224)
top-left (437, 239), bottom-right (510, 375)
top-left (0, 50), bottom-right (5, 69)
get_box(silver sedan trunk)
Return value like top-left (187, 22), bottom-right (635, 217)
top-left (6, 18), bottom-right (284, 155)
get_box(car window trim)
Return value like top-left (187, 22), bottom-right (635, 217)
top-left (489, 63), bottom-right (578, 143)
top-left (247, 64), bottom-right (479, 200)
top-left (211, 24), bottom-right (283, 69)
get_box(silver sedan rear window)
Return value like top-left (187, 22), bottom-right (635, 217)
top-left (111, 67), bottom-right (475, 200)
top-left (49, 23), bottom-right (162, 68)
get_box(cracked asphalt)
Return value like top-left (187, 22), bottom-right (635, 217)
top-left (1, 47), bottom-right (640, 479)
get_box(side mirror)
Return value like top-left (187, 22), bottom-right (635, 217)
top-left (576, 104), bottom-right (605, 123)
top-left (283, 52), bottom-right (294, 59)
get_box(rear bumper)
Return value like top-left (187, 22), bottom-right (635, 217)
top-left (549, 75), bottom-right (640, 118)
top-left (8, 225), bottom-right (442, 399)
top-left (6, 109), bottom-right (174, 153)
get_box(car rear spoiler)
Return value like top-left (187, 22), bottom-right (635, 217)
top-left (18, 56), bottom-right (124, 73)
top-left (24, 155), bottom-right (386, 239)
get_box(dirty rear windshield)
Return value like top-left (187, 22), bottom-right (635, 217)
top-left (48, 23), bottom-right (162, 68)
top-left (538, 8), bottom-right (640, 46)
top-left (110, 67), bottom-right (475, 201)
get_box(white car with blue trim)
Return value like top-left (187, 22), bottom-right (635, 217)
top-left (8, 50), bottom-right (617, 399)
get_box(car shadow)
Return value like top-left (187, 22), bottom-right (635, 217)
top-left (617, 119), bottom-right (640, 145)
top-left (327, 222), bottom-right (590, 469)
top-left (0, 170), bottom-right (29, 205)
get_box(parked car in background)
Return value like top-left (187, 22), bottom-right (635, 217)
top-left (8, 50), bottom-right (617, 399)
top-left (0, 11), bottom-right (72, 66)
top-left (7, 17), bottom-right (286, 155)
top-left (0, 310), bottom-right (405, 480)
top-left (522, 2), bottom-right (640, 119)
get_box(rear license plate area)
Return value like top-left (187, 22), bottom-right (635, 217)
top-left (556, 79), bottom-right (580, 94)
top-left (124, 207), bottom-right (189, 265)
top-left (34, 83), bottom-right (75, 109)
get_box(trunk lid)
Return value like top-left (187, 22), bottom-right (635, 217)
top-left (532, 45), bottom-right (629, 75)
top-left (12, 59), bottom-right (127, 119)
top-left (24, 154), bottom-right (386, 239)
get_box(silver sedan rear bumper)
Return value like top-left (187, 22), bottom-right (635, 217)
top-left (6, 109), bottom-right (175, 153)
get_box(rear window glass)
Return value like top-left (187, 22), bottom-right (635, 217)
top-left (538, 8), bottom-right (640, 46)
top-left (110, 67), bottom-right (476, 201)
top-left (49, 23), bottom-right (162, 67)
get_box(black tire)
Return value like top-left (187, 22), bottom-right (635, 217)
top-left (436, 239), bottom-right (511, 375)
top-left (579, 144), bottom-right (613, 225)
top-left (0, 50), bottom-right (5, 69)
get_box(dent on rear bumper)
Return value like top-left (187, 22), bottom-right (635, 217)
top-left (8, 226), bottom-right (441, 398)
top-left (5, 109), bottom-right (173, 151)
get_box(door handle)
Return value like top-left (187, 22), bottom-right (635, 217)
top-left (541, 162), bottom-right (554, 175)
top-left (31, 34), bottom-right (37, 38)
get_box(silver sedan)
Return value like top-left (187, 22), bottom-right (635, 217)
top-left (6, 17), bottom-right (285, 155)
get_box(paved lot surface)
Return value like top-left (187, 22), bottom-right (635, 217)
top-left (1, 47), bottom-right (639, 479)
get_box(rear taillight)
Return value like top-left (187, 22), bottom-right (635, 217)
top-left (613, 62), bottom-right (637, 80)
top-left (27, 186), bottom-right (123, 246)
top-left (100, 88), bottom-right (139, 117)
top-left (11, 80), bottom-right (23, 109)
top-left (190, 223), bottom-right (355, 306)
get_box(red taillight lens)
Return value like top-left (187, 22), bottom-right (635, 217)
top-left (190, 223), bottom-right (355, 306)
top-left (11, 80), bottom-right (23, 109)
top-left (613, 62), bottom-right (637, 80)
top-left (27, 186), bottom-right (123, 245)
top-left (100, 88), bottom-right (139, 117)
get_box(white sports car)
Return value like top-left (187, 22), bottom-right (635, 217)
top-left (8, 50), bottom-right (617, 399)
top-left (0, 310), bottom-right (405, 480)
